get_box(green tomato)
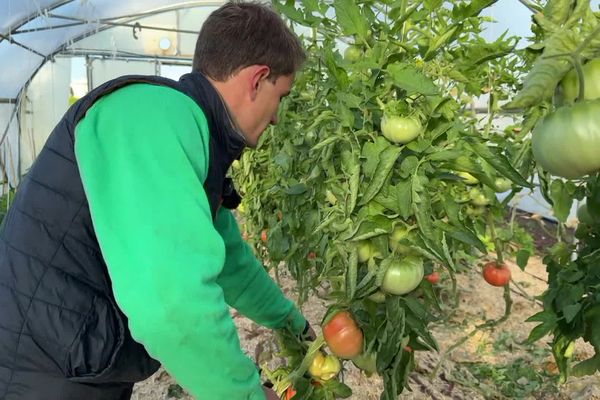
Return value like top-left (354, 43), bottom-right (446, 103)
top-left (344, 45), bottom-right (362, 62)
top-left (389, 226), bottom-right (416, 254)
top-left (532, 100), bottom-right (600, 179)
top-left (494, 177), bottom-right (512, 192)
top-left (381, 256), bottom-right (424, 295)
top-left (381, 115), bottom-right (423, 144)
top-left (358, 241), bottom-right (380, 263)
top-left (557, 59), bottom-right (600, 105)
top-left (466, 205), bottom-right (486, 217)
top-left (469, 188), bottom-right (490, 207)
top-left (366, 290), bottom-right (386, 303)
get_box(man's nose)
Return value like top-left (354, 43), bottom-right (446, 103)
top-left (270, 113), bottom-right (278, 125)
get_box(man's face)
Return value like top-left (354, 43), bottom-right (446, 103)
top-left (242, 73), bottom-right (293, 148)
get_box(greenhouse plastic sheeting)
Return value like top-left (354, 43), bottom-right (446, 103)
top-left (0, 0), bottom-right (223, 100)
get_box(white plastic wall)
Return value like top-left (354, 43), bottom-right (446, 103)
top-left (18, 58), bottom-right (71, 175)
top-left (0, 103), bottom-right (19, 189)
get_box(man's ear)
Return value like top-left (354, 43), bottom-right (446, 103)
top-left (250, 65), bottom-right (271, 101)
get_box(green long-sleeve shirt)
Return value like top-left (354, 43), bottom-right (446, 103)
top-left (74, 83), bottom-right (306, 399)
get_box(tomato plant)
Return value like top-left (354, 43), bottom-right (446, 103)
top-left (482, 261), bottom-right (511, 287)
top-left (322, 311), bottom-right (363, 359)
top-left (507, 0), bottom-right (600, 384)
top-left (236, 0), bottom-right (533, 397)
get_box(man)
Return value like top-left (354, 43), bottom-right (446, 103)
top-left (0, 2), bottom-right (311, 399)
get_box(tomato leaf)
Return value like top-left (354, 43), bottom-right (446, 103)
top-left (573, 354), bottom-right (600, 377)
top-left (504, 30), bottom-right (578, 109)
top-left (360, 146), bottom-right (402, 205)
top-left (467, 140), bottom-right (532, 188)
top-left (386, 63), bottom-right (439, 96)
top-left (526, 310), bottom-right (559, 343)
top-left (516, 249), bottom-right (531, 270)
top-left (550, 179), bottom-right (574, 222)
top-left (346, 246), bottom-right (358, 301)
top-left (377, 297), bottom-right (405, 370)
top-left (286, 183), bottom-right (308, 195)
top-left (333, 0), bottom-right (369, 40)
top-left (362, 137), bottom-right (390, 179)
top-left (324, 380), bottom-right (353, 398)
top-left (432, 220), bottom-right (487, 253)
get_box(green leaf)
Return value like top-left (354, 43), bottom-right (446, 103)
top-left (504, 30), bottom-right (579, 109)
top-left (562, 303), bottom-right (582, 324)
top-left (526, 310), bottom-right (558, 343)
top-left (395, 180), bottom-right (413, 219)
top-left (361, 146), bottom-right (402, 205)
top-left (286, 183), bottom-right (308, 195)
top-left (516, 249), bottom-right (531, 270)
top-left (424, 0), bottom-right (443, 10)
top-left (467, 140), bottom-right (532, 188)
top-left (550, 180), bottom-right (574, 222)
top-left (362, 137), bottom-right (390, 179)
top-left (386, 63), bottom-right (438, 96)
top-left (377, 297), bottom-right (405, 370)
top-left (274, 0), bottom-right (306, 24)
top-left (573, 354), bottom-right (600, 377)
top-left (432, 220), bottom-right (487, 253)
top-left (333, 0), bottom-right (369, 39)
top-left (326, 380), bottom-right (353, 398)
top-left (425, 25), bottom-right (460, 60)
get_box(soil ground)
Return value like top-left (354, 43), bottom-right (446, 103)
top-left (131, 213), bottom-right (600, 400)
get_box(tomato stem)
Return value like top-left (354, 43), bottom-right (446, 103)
top-left (572, 56), bottom-right (585, 104)
top-left (288, 334), bottom-right (326, 381)
top-left (486, 212), bottom-right (504, 264)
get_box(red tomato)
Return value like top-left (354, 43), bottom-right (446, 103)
top-left (285, 386), bottom-right (296, 400)
top-left (308, 251), bottom-right (317, 260)
top-left (323, 311), bottom-right (364, 359)
top-left (482, 262), bottom-right (511, 287)
top-left (261, 229), bottom-right (268, 243)
top-left (425, 271), bottom-right (440, 285)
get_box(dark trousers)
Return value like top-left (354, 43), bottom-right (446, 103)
top-left (2, 371), bottom-right (134, 400)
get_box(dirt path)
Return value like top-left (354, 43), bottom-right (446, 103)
top-left (131, 253), bottom-right (600, 400)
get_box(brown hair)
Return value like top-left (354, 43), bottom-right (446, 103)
top-left (192, 1), bottom-right (306, 81)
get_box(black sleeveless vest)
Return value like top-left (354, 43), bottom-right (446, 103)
top-left (0, 73), bottom-right (244, 395)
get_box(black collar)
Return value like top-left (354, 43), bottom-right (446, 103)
top-left (178, 72), bottom-right (246, 165)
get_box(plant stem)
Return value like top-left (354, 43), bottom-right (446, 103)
top-left (517, 0), bottom-right (541, 14)
top-left (487, 212), bottom-right (504, 264)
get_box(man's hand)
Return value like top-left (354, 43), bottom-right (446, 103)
top-left (263, 385), bottom-right (280, 400)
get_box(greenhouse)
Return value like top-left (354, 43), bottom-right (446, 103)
top-left (1, 1), bottom-right (600, 399)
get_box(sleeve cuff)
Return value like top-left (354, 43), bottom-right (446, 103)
top-left (286, 307), bottom-right (308, 335)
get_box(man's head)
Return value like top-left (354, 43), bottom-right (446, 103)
top-left (192, 1), bottom-right (305, 147)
